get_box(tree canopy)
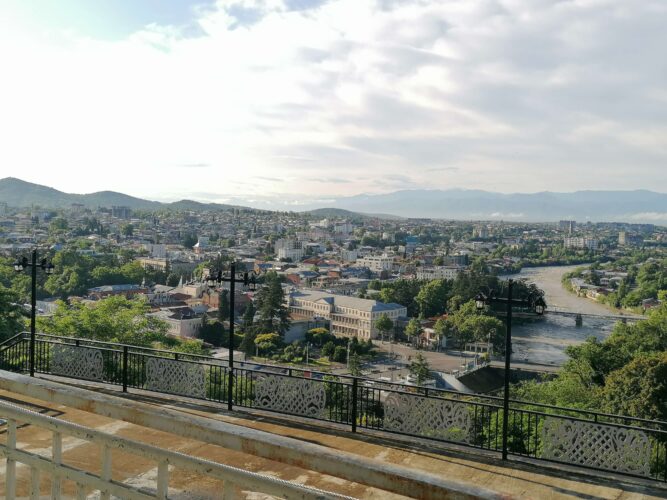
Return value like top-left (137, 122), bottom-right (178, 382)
top-left (36, 296), bottom-right (169, 347)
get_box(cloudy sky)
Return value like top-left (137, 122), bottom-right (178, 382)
top-left (0, 0), bottom-right (665, 207)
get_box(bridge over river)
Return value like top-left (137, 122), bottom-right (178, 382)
top-left (505, 264), bottom-right (647, 366)
top-left (545, 305), bottom-right (644, 323)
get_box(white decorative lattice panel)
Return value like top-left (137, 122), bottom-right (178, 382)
top-left (541, 417), bottom-right (651, 476)
top-left (254, 374), bottom-right (326, 417)
top-left (145, 357), bottom-right (206, 399)
top-left (51, 345), bottom-right (104, 381)
top-left (384, 393), bottom-right (471, 443)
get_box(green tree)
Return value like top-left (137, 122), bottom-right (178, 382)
top-left (242, 301), bottom-right (255, 328)
top-left (374, 313), bottom-right (393, 341)
top-left (182, 233), bottom-right (197, 248)
top-left (433, 318), bottom-right (454, 345)
top-left (254, 271), bottom-right (290, 335)
top-left (404, 318), bottom-right (423, 343)
top-left (368, 279), bottom-right (382, 291)
top-left (333, 345), bottom-right (347, 363)
top-left (377, 279), bottom-right (422, 316)
top-left (240, 330), bottom-right (258, 356)
top-left (349, 353), bottom-right (362, 376)
top-left (49, 218), bottom-right (69, 233)
top-left (37, 296), bottom-right (168, 346)
top-left (218, 289), bottom-right (230, 322)
top-left (199, 319), bottom-right (228, 347)
top-left (408, 353), bottom-right (431, 385)
top-left (306, 328), bottom-right (335, 346)
top-left (0, 286), bottom-right (25, 341)
top-left (254, 333), bottom-right (281, 355)
top-left (415, 279), bottom-right (450, 318)
top-left (322, 340), bottom-right (335, 359)
top-left (602, 352), bottom-right (667, 421)
top-left (121, 223), bottom-right (135, 237)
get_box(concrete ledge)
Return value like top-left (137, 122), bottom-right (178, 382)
top-left (0, 371), bottom-right (500, 500)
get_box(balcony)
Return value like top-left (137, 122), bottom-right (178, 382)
top-left (1, 332), bottom-right (666, 498)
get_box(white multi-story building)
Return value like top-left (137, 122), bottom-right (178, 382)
top-left (416, 266), bottom-right (465, 281)
top-left (275, 238), bottom-right (304, 261)
top-left (340, 248), bottom-right (358, 262)
top-left (564, 237), bottom-right (598, 251)
top-left (356, 254), bottom-right (394, 273)
top-left (286, 289), bottom-right (406, 340)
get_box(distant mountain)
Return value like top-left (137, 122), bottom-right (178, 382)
top-left (0, 178), bottom-right (241, 212)
top-left (2, 178), bottom-right (665, 223)
top-left (301, 189), bottom-right (667, 223)
top-left (306, 208), bottom-right (401, 220)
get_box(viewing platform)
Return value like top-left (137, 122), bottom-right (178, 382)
top-left (0, 332), bottom-right (666, 498)
top-left (0, 372), bottom-right (665, 499)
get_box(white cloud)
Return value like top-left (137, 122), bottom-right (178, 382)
top-left (0, 0), bottom-right (665, 201)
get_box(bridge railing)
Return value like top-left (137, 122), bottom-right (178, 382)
top-left (1, 332), bottom-right (666, 484)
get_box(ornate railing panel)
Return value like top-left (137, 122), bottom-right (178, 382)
top-left (384, 392), bottom-right (471, 443)
top-left (145, 357), bottom-right (206, 399)
top-left (51, 344), bottom-right (104, 381)
top-left (541, 417), bottom-right (652, 476)
top-left (1, 333), bottom-right (665, 483)
top-left (254, 374), bottom-right (327, 418)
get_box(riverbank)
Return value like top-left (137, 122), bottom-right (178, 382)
top-left (559, 265), bottom-right (644, 316)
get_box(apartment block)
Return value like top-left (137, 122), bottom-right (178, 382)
top-left (416, 266), bottom-right (465, 281)
top-left (564, 237), bottom-right (598, 250)
top-left (274, 238), bottom-right (304, 261)
top-left (356, 254), bottom-right (394, 272)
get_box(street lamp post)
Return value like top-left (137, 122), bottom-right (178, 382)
top-left (14, 249), bottom-right (54, 377)
top-left (204, 262), bottom-right (258, 411)
top-left (475, 278), bottom-right (546, 460)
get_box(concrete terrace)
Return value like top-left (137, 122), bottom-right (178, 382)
top-left (0, 372), bottom-right (665, 499)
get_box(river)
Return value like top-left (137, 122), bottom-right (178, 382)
top-left (506, 265), bottom-right (618, 366)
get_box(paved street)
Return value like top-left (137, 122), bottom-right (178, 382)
top-left (331, 341), bottom-right (488, 381)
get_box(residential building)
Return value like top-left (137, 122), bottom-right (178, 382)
top-left (564, 237), bottom-right (598, 251)
top-left (111, 206), bottom-right (132, 219)
top-left (416, 266), bottom-right (465, 281)
top-left (356, 254), bottom-right (394, 273)
top-left (274, 238), bottom-right (304, 261)
top-left (559, 220), bottom-right (576, 233)
top-left (150, 306), bottom-right (203, 338)
top-left (286, 289), bottom-right (406, 340)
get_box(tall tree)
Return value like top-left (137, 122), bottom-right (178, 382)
top-left (254, 271), bottom-right (290, 335)
top-left (0, 286), bottom-right (25, 341)
top-left (602, 352), bottom-right (667, 421)
top-left (218, 289), bottom-right (229, 322)
top-left (415, 279), bottom-right (450, 318)
top-left (409, 353), bottom-right (431, 385)
top-left (349, 353), bottom-right (362, 376)
top-left (404, 318), bottom-right (423, 343)
top-left (375, 313), bottom-right (394, 341)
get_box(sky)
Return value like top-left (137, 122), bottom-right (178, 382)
top-left (0, 0), bottom-right (665, 207)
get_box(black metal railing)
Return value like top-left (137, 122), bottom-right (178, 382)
top-left (1, 332), bottom-right (665, 483)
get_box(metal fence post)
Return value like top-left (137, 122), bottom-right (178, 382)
top-left (122, 345), bottom-right (128, 392)
top-left (351, 378), bottom-right (358, 433)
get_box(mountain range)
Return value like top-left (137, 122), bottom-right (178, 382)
top-left (298, 189), bottom-right (667, 223)
top-left (0, 178), bottom-right (242, 212)
top-left (1, 177), bottom-right (665, 224)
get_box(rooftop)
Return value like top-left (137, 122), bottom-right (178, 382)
top-left (289, 289), bottom-right (405, 312)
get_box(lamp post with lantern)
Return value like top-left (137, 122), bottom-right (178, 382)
top-left (204, 262), bottom-right (259, 410)
top-left (475, 278), bottom-right (546, 460)
top-left (14, 249), bottom-right (54, 377)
